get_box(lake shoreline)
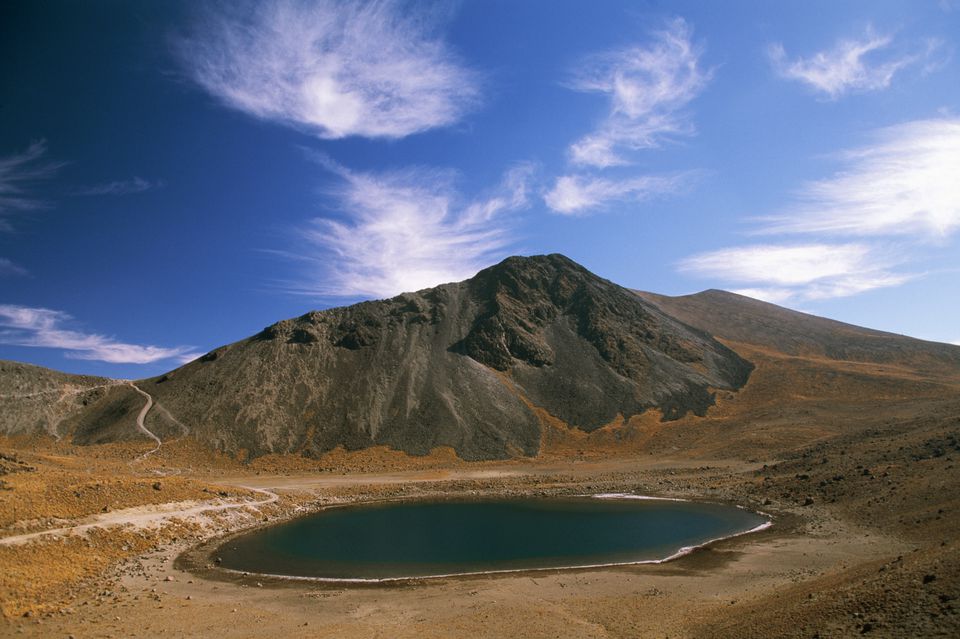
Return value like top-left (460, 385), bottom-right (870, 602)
top-left (1, 452), bottom-right (936, 638)
top-left (173, 476), bottom-right (793, 594)
top-left (203, 494), bottom-right (772, 583)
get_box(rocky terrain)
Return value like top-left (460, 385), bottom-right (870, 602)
top-left (3, 255), bottom-right (753, 461)
top-left (1, 254), bottom-right (958, 638)
top-left (0, 361), bottom-right (115, 440)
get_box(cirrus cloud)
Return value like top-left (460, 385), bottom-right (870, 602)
top-left (0, 304), bottom-right (199, 365)
top-left (543, 173), bottom-right (688, 215)
top-left (0, 140), bottom-right (63, 233)
top-left (680, 118), bottom-right (959, 303)
top-left (678, 243), bottom-right (912, 303)
top-left (769, 28), bottom-right (942, 99)
top-left (761, 118), bottom-right (960, 239)
top-left (177, 0), bottom-right (480, 140)
top-left (280, 159), bottom-right (533, 299)
top-left (0, 258), bottom-right (28, 278)
top-left (565, 18), bottom-right (711, 168)
top-left (73, 176), bottom-right (161, 197)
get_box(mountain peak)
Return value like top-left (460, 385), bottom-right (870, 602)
top-left (4, 255), bottom-right (755, 461)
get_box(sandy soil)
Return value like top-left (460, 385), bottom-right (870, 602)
top-left (2, 345), bottom-right (958, 637)
top-left (1, 445), bottom-right (955, 639)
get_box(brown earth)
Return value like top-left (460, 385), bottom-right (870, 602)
top-left (1, 342), bottom-right (958, 637)
top-left (1, 281), bottom-right (959, 637)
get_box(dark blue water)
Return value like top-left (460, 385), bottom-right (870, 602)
top-left (216, 497), bottom-right (768, 580)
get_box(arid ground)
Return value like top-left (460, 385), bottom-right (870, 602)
top-left (2, 338), bottom-right (958, 638)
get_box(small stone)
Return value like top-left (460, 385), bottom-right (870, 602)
top-left (152, 481), bottom-right (162, 491)
top-left (923, 574), bottom-right (936, 584)
top-left (164, 575), bottom-right (174, 582)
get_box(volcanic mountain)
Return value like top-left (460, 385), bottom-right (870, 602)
top-left (5, 255), bottom-right (960, 637)
top-left (7, 254), bottom-right (959, 463)
top-left (1, 255), bottom-right (754, 460)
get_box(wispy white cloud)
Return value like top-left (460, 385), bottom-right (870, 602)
top-left (543, 173), bottom-right (686, 215)
top-left (762, 119), bottom-right (960, 239)
top-left (0, 258), bottom-right (28, 277)
top-left (0, 304), bottom-right (199, 365)
top-left (74, 177), bottom-right (161, 197)
top-left (769, 28), bottom-right (938, 99)
top-left (680, 118), bottom-right (959, 302)
top-left (679, 243), bottom-right (911, 303)
top-left (177, 0), bottom-right (479, 140)
top-left (565, 18), bottom-right (710, 168)
top-left (0, 140), bottom-right (63, 232)
top-left (542, 20), bottom-right (707, 220)
top-left (284, 160), bottom-right (533, 298)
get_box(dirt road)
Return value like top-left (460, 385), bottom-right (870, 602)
top-left (0, 486), bottom-right (277, 547)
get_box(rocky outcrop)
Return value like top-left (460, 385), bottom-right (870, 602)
top-left (1, 255), bottom-right (754, 460)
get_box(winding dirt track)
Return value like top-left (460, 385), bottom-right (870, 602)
top-left (0, 486), bottom-right (278, 547)
top-left (0, 381), bottom-right (121, 401)
top-left (128, 382), bottom-right (161, 458)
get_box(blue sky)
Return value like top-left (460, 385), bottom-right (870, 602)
top-left (1, 0), bottom-right (959, 378)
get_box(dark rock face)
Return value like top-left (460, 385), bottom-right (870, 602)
top-left (447, 255), bottom-right (752, 429)
top-left (133, 254), bottom-right (752, 460)
top-left (1, 255), bottom-right (754, 461)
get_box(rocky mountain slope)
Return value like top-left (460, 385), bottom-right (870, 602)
top-left (0, 361), bottom-right (113, 440)
top-left (1, 255), bottom-right (753, 460)
top-left (634, 289), bottom-right (960, 377)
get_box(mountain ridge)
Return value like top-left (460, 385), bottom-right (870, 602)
top-left (634, 288), bottom-right (960, 376)
top-left (1, 255), bottom-right (752, 460)
top-left (6, 255), bottom-right (959, 462)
